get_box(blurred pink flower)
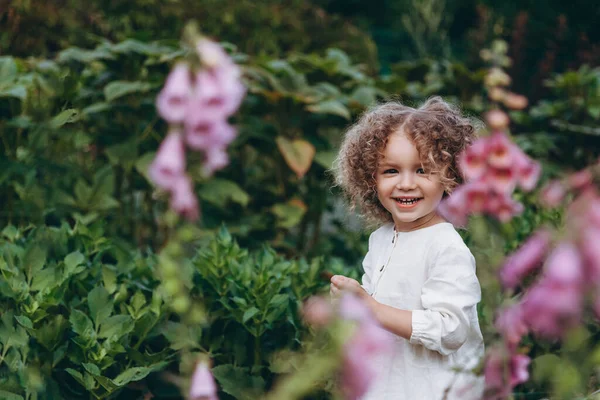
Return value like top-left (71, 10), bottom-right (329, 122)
top-left (544, 242), bottom-right (584, 286)
top-left (464, 181), bottom-right (490, 213)
top-left (339, 294), bottom-right (392, 400)
top-left (581, 226), bottom-right (600, 284)
top-left (484, 347), bottom-right (530, 400)
top-left (495, 304), bottom-right (528, 348)
top-left (500, 229), bottom-right (551, 290)
top-left (487, 132), bottom-right (514, 169)
top-left (302, 296), bottom-right (333, 327)
top-left (521, 281), bottom-right (583, 339)
top-left (488, 193), bottom-right (524, 223)
top-left (515, 157), bottom-right (541, 192)
top-left (568, 169), bottom-right (593, 192)
top-left (156, 63), bottom-right (192, 123)
top-left (170, 175), bottom-right (199, 221)
top-left (540, 180), bottom-right (566, 208)
top-left (192, 69), bottom-right (245, 121)
top-left (204, 148), bottom-right (230, 175)
top-left (437, 187), bottom-right (469, 227)
top-left (189, 362), bottom-right (218, 400)
top-left (148, 131), bottom-right (186, 191)
top-left (185, 119), bottom-right (236, 151)
top-left (196, 38), bottom-right (231, 69)
top-left (488, 167), bottom-right (517, 194)
top-left (459, 139), bottom-right (489, 180)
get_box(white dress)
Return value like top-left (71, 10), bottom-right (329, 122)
top-left (360, 222), bottom-right (485, 400)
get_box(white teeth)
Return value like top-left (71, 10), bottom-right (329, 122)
top-left (395, 198), bottom-right (420, 205)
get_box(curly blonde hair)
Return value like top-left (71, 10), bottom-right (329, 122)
top-left (333, 97), bottom-right (478, 226)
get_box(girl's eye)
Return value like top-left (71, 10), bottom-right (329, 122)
top-left (416, 168), bottom-right (426, 174)
top-left (383, 169), bottom-right (398, 174)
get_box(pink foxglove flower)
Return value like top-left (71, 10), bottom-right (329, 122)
top-left (540, 180), bottom-right (566, 208)
top-left (495, 304), bottom-right (528, 348)
top-left (544, 242), bottom-right (584, 286)
top-left (487, 131), bottom-right (514, 169)
top-left (487, 167), bottom-right (517, 194)
top-left (580, 226), bottom-right (600, 284)
top-left (197, 38), bottom-right (232, 69)
top-left (339, 294), bottom-right (392, 400)
top-left (170, 175), bottom-right (199, 221)
top-left (185, 119), bottom-right (236, 151)
top-left (485, 110), bottom-right (510, 130)
top-left (483, 347), bottom-right (530, 400)
top-left (156, 63), bottom-right (192, 123)
top-left (192, 69), bottom-right (245, 121)
top-left (437, 186), bottom-right (469, 227)
top-left (521, 243), bottom-right (585, 339)
top-left (148, 131), bottom-right (186, 191)
top-left (500, 229), bottom-right (551, 290)
top-left (515, 157), bottom-right (541, 192)
top-left (204, 148), bottom-right (230, 175)
top-left (189, 362), bottom-right (218, 400)
top-left (459, 138), bottom-right (489, 180)
top-left (488, 192), bottom-right (524, 223)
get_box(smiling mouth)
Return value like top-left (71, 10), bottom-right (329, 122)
top-left (393, 197), bottom-right (423, 206)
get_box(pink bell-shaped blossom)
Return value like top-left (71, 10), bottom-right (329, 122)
top-left (500, 229), bottom-right (551, 290)
top-left (544, 242), bottom-right (584, 286)
top-left (487, 132), bottom-right (514, 169)
top-left (190, 69), bottom-right (245, 122)
top-left (459, 139), bottom-right (489, 180)
top-left (463, 181), bottom-right (490, 213)
top-left (156, 63), bottom-right (193, 123)
top-left (185, 119), bottom-right (236, 151)
top-left (170, 175), bottom-right (199, 221)
top-left (495, 304), bottom-right (528, 348)
top-left (196, 38), bottom-right (232, 69)
top-left (437, 186), bottom-right (469, 227)
top-left (338, 294), bottom-right (392, 400)
top-left (483, 347), bottom-right (530, 400)
top-left (580, 226), bottom-right (600, 285)
top-left (204, 148), bottom-right (230, 175)
top-left (487, 167), bottom-right (517, 194)
top-left (189, 361), bottom-right (218, 400)
top-left (540, 180), bottom-right (566, 208)
top-left (515, 156), bottom-right (541, 192)
top-left (148, 131), bottom-right (186, 191)
top-left (521, 281), bottom-right (583, 339)
top-left (488, 192), bottom-right (524, 222)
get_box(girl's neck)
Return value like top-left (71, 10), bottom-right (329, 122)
top-left (394, 213), bottom-right (446, 232)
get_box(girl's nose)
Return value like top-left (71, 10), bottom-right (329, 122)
top-left (396, 172), bottom-right (417, 190)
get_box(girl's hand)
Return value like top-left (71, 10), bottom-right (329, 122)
top-left (329, 275), bottom-right (369, 300)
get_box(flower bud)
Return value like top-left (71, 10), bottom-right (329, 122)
top-left (485, 110), bottom-right (510, 130)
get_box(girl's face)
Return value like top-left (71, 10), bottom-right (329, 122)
top-left (375, 132), bottom-right (446, 231)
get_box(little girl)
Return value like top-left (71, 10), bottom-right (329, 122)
top-left (331, 97), bottom-right (484, 400)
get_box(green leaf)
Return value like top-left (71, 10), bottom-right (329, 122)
top-left (271, 200), bottom-right (307, 229)
top-left (102, 266), bottom-right (117, 294)
top-left (313, 151), bottom-right (337, 169)
top-left (49, 109), bottom-right (80, 129)
top-left (0, 390), bottom-right (24, 400)
top-left (98, 315), bottom-right (133, 339)
top-left (1, 225), bottom-right (18, 241)
top-left (14, 316), bottom-right (33, 329)
top-left (306, 99), bottom-right (350, 119)
top-left (269, 294), bottom-right (289, 307)
top-left (198, 179), bottom-right (250, 208)
top-left (82, 363), bottom-right (101, 376)
top-left (30, 267), bottom-right (60, 291)
top-left (275, 137), bottom-right (315, 178)
top-left (112, 367), bottom-right (153, 387)
top-left (242, 307), bottom-right (259, 323)
top-left (64, 251), bottom-right (85, 275)
top-left (88, 286), bottom-right (113, 326)
top-left (65, 368), bottom-right (83, 384)
top-left (23, 245), bottom-right (47, 282)
top-left (134, 152), bottom-right (155, 182)
top-left (104, 81), bottom-right (153, 102)
top-left (0, 85), bottom-right (27, 100)
top-left (0, 56), bottom-right (18, 86)
top-left (212, 365), bottom-right (265, 400)
top-left (69, 309), bottom-right (93, 337)
top-left (82, 102), bottom-right (111, 115)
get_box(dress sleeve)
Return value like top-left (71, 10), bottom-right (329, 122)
top-left (360, 232), bottom-right (376, 295)
top-left (409, 245), bottom-right (481, 356)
